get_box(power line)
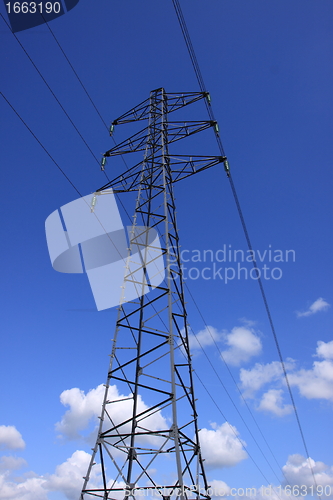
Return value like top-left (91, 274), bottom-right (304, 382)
top-left (188, 318), bottom-right (286, 486)
top-left (37, 14), bottom-right (133, 185)
top-left (1, 91), bottom-right (82, 197)
top-left (172, 0), bottom-right (226, 156)
top-left (40, 13), bottom-right (109, 133)
top-left (0, 91), bottom-right (148, 292)
top-left (171, 0), bottom-right (319, 493)
top-left (193, 369), bottom-right (280, 500)
top-left (1, 12), bottom-right (128, 193)
top-left (185, 284), bottom-right (291, 486)
top-left (228, 174), bottom-right (317, 481)
top-left (0, 13), bottom-right (100, 166)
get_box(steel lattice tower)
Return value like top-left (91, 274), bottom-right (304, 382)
top-left (81, 88), bottom-right (226, 500)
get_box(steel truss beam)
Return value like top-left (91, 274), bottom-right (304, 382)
top-left (104, 121), bottom-right (216, 156)
top-left (97, 155), bottom-right (224, 193)
top-left (112, 91), bottom-right (210, 124)
top-left (81, 88), bottom-right (217, 500)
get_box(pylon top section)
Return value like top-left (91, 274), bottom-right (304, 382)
top-left (97, 88), bottom-right (225, 193)
top-left (112, 88), bottom-right (210, 124)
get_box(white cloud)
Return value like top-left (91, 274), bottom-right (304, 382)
top-left (283, 454), bottom-right (333, 493)
top-left (242, 340), bottom-right (333, 407)
top-left (56, 384), bottom-right (105, 440)
top-left (220, 327), bottom-right (262, 366)
top-left (0, 451), bottom-right (99, 500)
top-left (188, 325), bottom-right (222, 350)
top-left (0, 456), bottom-right (27, 472)
top-left (0, 450), bottom-right (126, 500)
top-left (288, 340), bottom-right (333, 401)
top-left (45, 450), bottom-right (102, 500)
top-left (258, 389), bottom-right (293, 417)
top-left (288, 359), bottom-right (333, 401)
top-left (199, 422), bottom-right (247, 469)
top-left (239, 360), bottom-right (295, 398)
top-left (316, 340), bottom-right (333, 359)
top-left (297, 297), bottom-right (330, 318)
top-left (0, 428), bottom-right (47, 499)
top-left (0, 426), bottom-right (25, 450)
top-left (239, 318), bottom-right (257, 327)
top-left (56, 383), bottom-right (167, 445)
top-left (0, 472), bottom-right (47, 500)
top-left (2, 448), bottom-right (331, 500)
top-left (209, 479), bottom-right (231, 497)
top-left (187, 323), bottom-right (261, 367)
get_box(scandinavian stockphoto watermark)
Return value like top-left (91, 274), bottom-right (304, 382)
top-left (170, 245), bottom-right (296, 283)
top-left (122, 484), bottom-right (332, 498)
top-left (45, 193), bottom-right (295, 311)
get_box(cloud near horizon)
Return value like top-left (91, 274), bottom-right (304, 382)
top-left (1, 422), bottom-right (332, 500)
top-left (0, 449), bottom-right (103, 500)
top-left (0, 417), bottom-right (247, 500)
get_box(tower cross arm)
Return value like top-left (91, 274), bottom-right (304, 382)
top-left (96, 155), bottom-right (226, 193)
top-left (104, 121), bottom-right (217, 158)
top-left (112, 90), bottom-right (209, 125)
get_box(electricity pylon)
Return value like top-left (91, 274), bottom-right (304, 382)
top-left (81, 88), bottom-right (226, 500)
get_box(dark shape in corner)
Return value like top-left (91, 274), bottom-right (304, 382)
top-left (3, 0), bottom-right (81, 33)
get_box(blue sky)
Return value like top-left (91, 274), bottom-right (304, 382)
top-left (0, 1), bottom-right (332, 499)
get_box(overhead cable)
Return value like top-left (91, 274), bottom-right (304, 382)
top-left (38, 14), bottom-right (132, 182)
top-left (40, 13), bottom-right (109, 132)
top-left (0, 13), bottom-right (100, 166)
top-left (188, 317), bottom-right (287, 486)
top-left (171, 0), bottom-right (318, 494)
top-left (185, 284), bottom-right (291, 485)
top-left (1, 91), bottom-right (82, 197)
top-left (193, 369), bottom-right (280, 500)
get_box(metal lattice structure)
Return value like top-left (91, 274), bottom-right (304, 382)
top-left (81, 88), bottom-right (226, 500)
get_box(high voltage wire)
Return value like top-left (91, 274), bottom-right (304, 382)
top-left (188, 320), bottom-right (286, 487)
top-left (193, 370), bottom-right (281, 500)
top-left (0, 91), bottom-right (143, 288)
top-left (41, 13), bottom-right (110, 133)
top-left (1, 91), bottom-right (82, 198)
top-left (171, 0), bottom-right (319, 494)
top-left (1, 11), bottom-right (132, 216)
top-left (228, 174), bottom-right (318, 487)
top-left (185, 285), bottom-right (291, 486)
top-left (39, 14), bottom-right (132, 182)
top-left (0, 13), bottom-right (100, 167)
top-left (172, 0), bottom-right (225, 156)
